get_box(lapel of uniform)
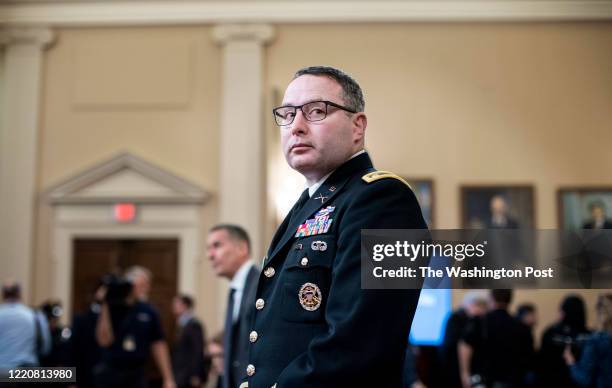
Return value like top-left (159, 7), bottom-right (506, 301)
top-left (265, 152), bottom-right (374, 266)
top-left (266, 202), bottom-right (301, 259)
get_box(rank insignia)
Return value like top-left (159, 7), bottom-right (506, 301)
top-left (298, 282), bottom-right (322, 311)
top-left (294, 206), bottom-right (335, 237)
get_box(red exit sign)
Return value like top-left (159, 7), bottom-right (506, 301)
top-left (113, 203), bottom-right (137, 223)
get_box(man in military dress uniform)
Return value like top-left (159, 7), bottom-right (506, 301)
top-left (242, 66), bottom-right (427, 388)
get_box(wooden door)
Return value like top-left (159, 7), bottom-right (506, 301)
top-left (71, 238), bottom-right (179, 346)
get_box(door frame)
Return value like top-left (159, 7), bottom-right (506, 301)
top-left (44, 153), bottom-right (209, 319)
top-left (53, 210), bottom-right (201, 319)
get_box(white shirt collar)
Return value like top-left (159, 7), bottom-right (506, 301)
top-left (229, 260), bottom-right (254, 291)
top-left (307, 149), bottom-right (366, 197)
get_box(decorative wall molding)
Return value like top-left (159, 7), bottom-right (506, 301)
top-left (212, 24), bottom-right (275, 45)
top-left (1, 1), bottom-right (611, 27)
top-left (45, 152), bottom-right (210, 205)
top-left (45, 152), bottom-right (208, 316)
top-left (51, 204), bottom-right (204, 319)
top-left (0, 27), bottom-right (54, 47)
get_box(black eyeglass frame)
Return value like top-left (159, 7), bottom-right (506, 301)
top-left (272, 100), bottom-right (358, 126)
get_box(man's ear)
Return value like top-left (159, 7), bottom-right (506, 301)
top-left (237, 240), bottom-right (249, 258)
top-left (352, 113), bottom-right (367, 144)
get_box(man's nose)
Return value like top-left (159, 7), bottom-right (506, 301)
top-left (289, 109), bottom-right (308, 135)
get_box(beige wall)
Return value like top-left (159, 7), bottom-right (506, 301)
top-left (0, 49), bottom-right (4, 173)
top-left (0, 50), bottom-right (4, 128)
top-left (38, 26), bottom-right (221, 190)
top-left (34, 26), bottom-right (223, 332)
top-left (266, 22), bottom-right (612, 341)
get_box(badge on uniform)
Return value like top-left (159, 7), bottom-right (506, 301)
top-left (311, 241), bottom-right (327, 251)
top-left (298, 282), bottom-right (322, 311)
top-left (123, 335), bottom-right (136, 352)
top-left (295, 206), bottom-right (335, 237)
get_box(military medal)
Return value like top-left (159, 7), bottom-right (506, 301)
top-left (123, 335), bottom-right (136, 352)
top-left (298, 282), bottom-right (322, 311)
top-left (295, 206), bottom-right (335, 237)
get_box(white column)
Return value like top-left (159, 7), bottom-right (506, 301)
top-left (212, 24), bottom-right (274, 261)
top-left (0, 27), bottom-right (54, 302)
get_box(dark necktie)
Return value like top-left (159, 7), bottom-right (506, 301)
top-left (224, 287), bottom-right (236, 330)
top-left (223, 287), bottom-right (236, 383)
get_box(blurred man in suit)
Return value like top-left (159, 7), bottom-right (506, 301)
top-left (171, 294), bottom-right (209, 388)
top-left (207, 225), bottom-right (258, 388)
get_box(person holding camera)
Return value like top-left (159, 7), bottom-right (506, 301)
top-left (95, 267), bottom-right (175, 388)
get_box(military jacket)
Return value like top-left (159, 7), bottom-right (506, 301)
top-left (244, 152), bottom-right (427, 388)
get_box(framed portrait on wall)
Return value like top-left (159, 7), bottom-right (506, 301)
top-left (558, 187), bottom-right (612, 230)
top-left (403, 177), bottom-right (434, 228)
top-left (460, 185), bottom-right (535, 229)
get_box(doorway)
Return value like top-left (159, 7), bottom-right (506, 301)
top-left (71, 238), bottom-right (179, 345)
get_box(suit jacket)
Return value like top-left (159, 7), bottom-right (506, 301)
top-left (244, 152), bottom-right (427, 388)
top-left (172, 316), bottom-right (209, 388)
top-left (224, 265), bottom-right (259, 388)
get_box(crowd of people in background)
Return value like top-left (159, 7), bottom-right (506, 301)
top-left (1, 277), bottom-right (611, 388)
top-left (438, 290), bottom-right (612, 388)
top-left (0, 272), bottom-right (225, 388)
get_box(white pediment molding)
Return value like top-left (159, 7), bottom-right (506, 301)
top-left (44, 152), bottom-right (210, 205)
top-left (1, 1), bottom-right (611, 26)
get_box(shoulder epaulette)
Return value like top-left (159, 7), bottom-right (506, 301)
top-left (361, 170), bottom-right (412, 190)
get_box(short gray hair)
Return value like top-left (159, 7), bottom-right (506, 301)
top-left (293, 66), bottom-right (365, 113)
top-left (125, 266), bottom-right (152, 283)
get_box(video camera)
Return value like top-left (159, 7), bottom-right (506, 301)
top-left (102, 274), bottom-right (133, 306)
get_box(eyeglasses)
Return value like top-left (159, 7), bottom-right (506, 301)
top-left (272, 100), bottom-right (357, 126)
